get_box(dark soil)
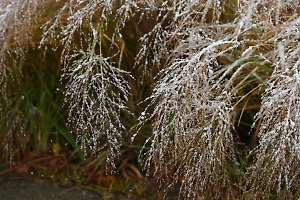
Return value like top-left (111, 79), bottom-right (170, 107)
top-left (0, 177), bottom-right (102, 200)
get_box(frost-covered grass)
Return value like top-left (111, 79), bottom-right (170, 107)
top-left (1, 0), bottom-right (300, 199)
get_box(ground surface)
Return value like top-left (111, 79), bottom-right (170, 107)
top-left (0, 177), bottom-right (103, 200)
top-left (0, 162), bottom-right (180, 200)
top-left (0, 164), bottom-right (147, 200)
top-left (0, 175), bottom-right (148, 200)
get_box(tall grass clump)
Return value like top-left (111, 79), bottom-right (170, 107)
top-left (0, 0), bottom-right (45, 162)
top-left (0, 0), bottom-right (40, 92)
top-left (1, 0), bottom-right (300, 199)
top-left (245, 1), bottom-right (300, 198)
